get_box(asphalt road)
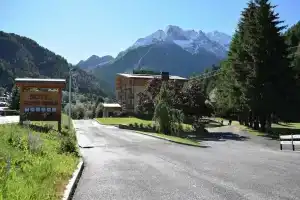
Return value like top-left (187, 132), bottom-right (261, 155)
top-left (0, 116), bottom-right (19, 124)
top-left (72, 120), bottom-right (300, 200)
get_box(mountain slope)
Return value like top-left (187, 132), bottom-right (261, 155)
top-left (131, 25), bottom-right (231, 59)
top-left (206, 31), bottom-right (232, 50)
top-left (0, 31), bottom-right (110, 97)
top-left (93, 42), bottom-right (221, 87)
top-left (91, 25), bottom-right (230, 89)
top-left (78, 55), bottom-right (114, 70)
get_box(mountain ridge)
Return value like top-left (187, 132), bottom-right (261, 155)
top-left (78, 25), bottom-right (232, 71)
top-left (130, 25), bottom-right (232, 59)
top-left (0, 31), bottom-right (112, 97)
top-left (77, 55), bottom-right (114, 70)
top-left (80, 25), bottom-right (231, 90)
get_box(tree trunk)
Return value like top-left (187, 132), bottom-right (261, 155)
top-left (266, 114), bottom-right (272, 132)
top-left (260, 115), bottom-right (266, 132)
top-left (253, 115), bottom-right (259, 130)
top-left (249, 111), bottom-right (254, 128)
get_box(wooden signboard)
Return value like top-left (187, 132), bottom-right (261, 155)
top-left (20, 91), bottom-right (61, 121)
top-left (16, 78), bottom-right (66, 131)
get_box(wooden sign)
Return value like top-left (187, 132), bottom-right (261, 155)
top-left (20, 91), bottom-right (61, 121)
top-left (15, 78), bottom-right (66, 131)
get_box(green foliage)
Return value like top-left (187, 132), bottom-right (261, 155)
top-left (95, 103), bottom-right (104, 118)
top-left (9, 86), bottom-right (20, 110)
top-left (215, 0), bottom-right (296, 131)
top-left (0, 87), bottom-right (5, 96)
top-left (59, 137), bottom-right (78, 155)
top-left (0, 114), bottom-right (79, 199)
top-left (0, 31), bottom-right (109, 97)
top-left (176, 78), bottom-right (212, 118)
top-left (153, 82), bottom-right (184, 136)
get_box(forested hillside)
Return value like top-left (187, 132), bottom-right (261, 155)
top-left (0, 31), bottom-right (110, 97)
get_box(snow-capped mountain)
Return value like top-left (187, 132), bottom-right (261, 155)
top-left (206, 31), bottom-right (232, 50)
top-left (131, 25), bottom-right (232, 58)
top-left (77, 55), bottom-right (114, 70)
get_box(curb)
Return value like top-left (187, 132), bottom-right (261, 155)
top-left (62, 159), bottom-right (84, 200)
top-left (134, 131), bottom-right (204, 147)
top-left (93, 119), bottom-right (203, 148)
top-left (62, 118), bottom-right (84, 200)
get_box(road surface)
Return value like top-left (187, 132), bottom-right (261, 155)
top-left (72, 120), bottom-right (300, 200)
top-left (0, 116), bottom-right (19, 124)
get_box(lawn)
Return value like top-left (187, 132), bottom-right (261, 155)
top-left (97, 117), bottom-right (202, 146)
top-left (96, 117), bottom-right (195, 129)
top-left (136, 131), bottom-right (201, 146)
top-left (215, 117), bottom-right (300, 139)
top-left (0, 114), bottom-right (79, 200)
top-left (96, 117), bottom-right (153, 126)
top-left (245, 122), bottom-right (300, 139)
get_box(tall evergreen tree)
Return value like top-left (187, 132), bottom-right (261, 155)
top-left (216, 0), bottom-right (293, 131)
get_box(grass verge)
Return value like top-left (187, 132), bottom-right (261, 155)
top-left (0, 114), bottom-right (79, 200)
top-left (215, 117), bottom-right (300, 139)
top-left (96, 117), bottom-right (152, 126)
top-left (96, 117), bottom-right (194, 130)
top-left (135, 131), bottom-right (201, 146)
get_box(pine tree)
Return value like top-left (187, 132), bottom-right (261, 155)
top-left (216, 0), bottom-right (292, 131)
top-left (9, 86), bottom-right (20, 110)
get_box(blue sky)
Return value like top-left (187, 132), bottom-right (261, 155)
top-left (0, 0), bottom-right (299, 64)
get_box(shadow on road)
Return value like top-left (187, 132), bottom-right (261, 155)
top-left (186, 131), bottom-right (250, 142)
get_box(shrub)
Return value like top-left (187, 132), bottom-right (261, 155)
top-left (139, 123), bottom-right (144, 129)
top-left (113, 111), bottom-right (129, 117)
top-left (95, 103), bottom-right (104, 118)
top-left (85, 110), bottom-right (94, 119)
top-left (184, 125), bottom-right (192, 132)
top-left (27, 132), bottom-right (44, 155)
top-left (192, 117), bottom-right (206, 134)
top-left (134, 122), bottom-right (139, 128)
top-left (8, 130), bottom-right (44, 155)
top-left (63, 124), bottom-right (69, 130)
top-left (129, 123), bottom-right (134, 128)
top-left (73, 103), bottom-right (86, 119)
top-left (44, 124), bottom-right (54, 131)
top-left (147, 124), bottom-right (152, 130)
top-left (59, 137), bottom-right (78, 155)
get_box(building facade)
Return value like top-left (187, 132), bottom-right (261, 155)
top-left (115, 73), bottom-right (187, 112)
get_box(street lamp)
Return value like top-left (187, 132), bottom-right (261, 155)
top-left (68, 66), bottom-right (75, 128)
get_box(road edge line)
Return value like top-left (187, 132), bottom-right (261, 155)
top-left (62, 159), bottom-right (84, 200)
top-left (134, 131), bottom-right (203, 147)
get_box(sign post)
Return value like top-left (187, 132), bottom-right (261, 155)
top-left (15, 78), bottom-right (66, 132)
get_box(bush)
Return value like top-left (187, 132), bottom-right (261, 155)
top-left (129, 123), bottom-right (133, 128)
top-left (147, 124), bottom-right (152, 129)
top-left (8, 130), bottom-right (44, 155)
top-left (63, 124), bottom-right (69, 130)
top-left (134, 122), bottom-right (139, 128)
top-left (113, 111), bottom-right (129, 117)
top-left (95, 103), bottom-right (103, 118)
top-left (85, 110), bottom-right (94, 119)
top-left (139, 123), bottom-right (144, 129)
top-left (59, 137), bottom-right (78, 155)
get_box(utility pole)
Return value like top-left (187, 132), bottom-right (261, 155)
top-left (68, 66), bottom-right (72, 128)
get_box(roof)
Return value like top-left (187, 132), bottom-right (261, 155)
top-left (0, 107), bottom-right (8, 111)
top-left (15, 78), bottom-right (66, 83)
top-left (103, 103), bottom-right (121, 108)
top-left (117, 73), bottom-right (187, 80)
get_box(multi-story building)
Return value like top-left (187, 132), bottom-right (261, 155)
top-left (115, 72), bottom-right (187, 112)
